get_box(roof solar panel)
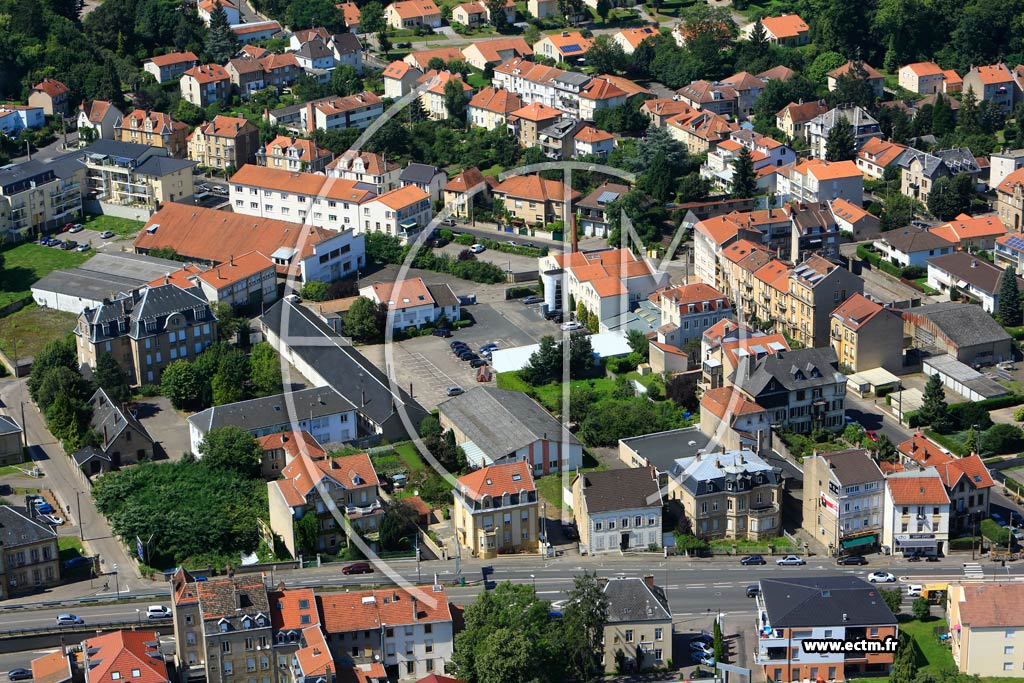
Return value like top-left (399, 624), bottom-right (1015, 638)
top-left (563, 43), bottom-right (582, 53)
top-left (1007, 236), bottom-right (1024, 251)
top-left (597, 190), bottom-right (620, 204)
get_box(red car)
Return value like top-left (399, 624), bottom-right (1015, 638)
top-left (342, 562), bottom-right (373, 575)
top-left (59, 222), bottom-right (74, 232)
top-left (866, 430), bottom-right (878, 442)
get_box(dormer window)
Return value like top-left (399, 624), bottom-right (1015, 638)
top-left (242, 617), bottom-right (253, 629)
top-left (219, 619), bottom-right (230, 632)
top-left (256, 616), bottom-right (267, 627)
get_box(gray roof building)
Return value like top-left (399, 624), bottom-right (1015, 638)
top-left (77, 284), bottom-right (213, 346)
top-left (927, 251), bottom-right (1024, 297)
top-left (330, 33), bottom-right (361, 56)
top-left (759, 576), bottom-right (897, 628)
top-left (575, 468), bottom-right (661, 514)
top-left (817, 448), bottom-right (884, 486)
top-left (89, 388), bottom-right (155, 456)
top-left (188, 386), bottom-right (357, 435)
top-left (0, 505), bottom-right (57, 548)
top-left (603, 577), bottom-right (672, 623)
top-left (399, 163), bottom-right (445, 186)
top-left (904, 301), bottom-right (1013, 356)
top-left (877, 225), bottom-right (955, 254)
top-left (0, 415), bottom-right (22, 437)
top-left (669, 448), bottom-right (781, 497)
top-left (296, 38), bottom-right (334, 61)
top-left (619, 426), bottom-right (712, 475)
top-left (730, 347), bottom-right (844, 397)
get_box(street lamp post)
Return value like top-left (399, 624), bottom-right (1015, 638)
top-left (112, 564), bottom-right (119, 596)
top-left (530, 574), bottom-right (536, 594)
top-left (136, 608), bottom-right (141, 626)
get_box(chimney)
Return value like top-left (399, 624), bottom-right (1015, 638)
top-left (842, 613), bottom-right (848, 622)
top-left (230, 254), bottom-right (235, 266)
top-left (411, 595), bottom-right (418, 621)
top-left (164, 273), bottom-right (169, 285)
top-left (642, 575), bottom-right (655, 588)
top-left (971, 260), bottom-right (977, 268)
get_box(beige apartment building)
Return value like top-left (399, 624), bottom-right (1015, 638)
top-left (948, 582), bottom-right (1024, 677)
top-left (602, 577), bottom-right (673, 673)
top-left (786, 255), bottom-right (864, 349)
top-left (83, 140), bottom-right (196, 209)
top-left (453, 461), bottom-right (539, 559)
top-left (0, 157), bottom-right (83, 237)
top-left (187, 115), bottom-right (260, 171)
top-left (490, 174), bottom-right (578, 227)
top-left (0, 506), bottom-right (60, 599)
top-left (830, 292), bottom-right (904, 372)
top-left (802, 448), bottom-right (885, 556)
top-left (116, 109), bottom-right (189, 158)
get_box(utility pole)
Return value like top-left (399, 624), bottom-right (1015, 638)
top-left (76, 490), bottom-right (84, 542)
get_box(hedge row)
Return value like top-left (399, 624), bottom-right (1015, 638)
top-left (856, 245), bottom-right (902, 278)
top-left (948, 536), bottom-right (981, 551)
top-left (907, 393), bottom-right (1024, 429)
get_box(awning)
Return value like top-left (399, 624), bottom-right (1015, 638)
top-left (841, 535), bottom-right (876, 549)
top-left (896, 538), bottom-right (937, 549)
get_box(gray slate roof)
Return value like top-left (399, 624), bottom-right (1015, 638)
top-left (425, 282), bottom-right (459, 309)
top-left (89, 388), bottom-right (154, 453)
top-left (878, 226), bottom-right (954, 253)
top-left (83, 139), bottom-right (153, 161)
top-left (0, 414), bottom-right (22, 437)
top-left (760, 576), bottom-right (898, 628)
top-left (135, 155), bottom-right (196, 177)
top-left (577, 468), bottom-right (661, 513)
top-left (670, 449), bottom-right (781, 496)
top-left (72, 445), bottom-right (111, 467)
top-left (926, 251), bottom-right (1024, 296)
top-left (438, 387), bottom-right (580, 458)
top-left (0, 505), bottom-right (57, 548)
top-left (818, 448), bottom-right (883, 486)
top-left (331, 33), bottom-right (361, 55)
top-left (729, 347), bottom-right (843, 397)
top-left (603, 578), bottom-right (672, 623)
top-left (910, 301), bottom-right (1012, 348)
top-left (0, 160), bottom-right (57, 194)
top-left (619, 426), bottom-right (712, 475)
top-left (188, 386), bottom-right (356, 435)
top-left (400, 163), bottom-right (444, 185)
top-left (131, 284), bottom-right (212, 339)
top-left (296, 38), bottom-right (333, 60)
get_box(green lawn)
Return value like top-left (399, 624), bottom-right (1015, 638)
top-left (0, 243), bottom-right (91, 308)
top-left (58, 535), bottom-right (84, 561)
top-left (0, 304), bottom-right (78, 360)
top-left (900, 617), bottom-right (955, 673)
top-left (466, 72), bottom-right (490, 88)
top-left (535, 473), bottom-right (566, 509)
top-left (0, 464), bottom-right (35, 477)
top-left (81, 215), bottom-right (144, 237)
top-left (393, 442), bottom-right (426, 473)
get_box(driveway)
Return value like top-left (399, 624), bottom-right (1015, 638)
top-left (135, 396), bottom-right (192, 460)
top-left (438, 243), bottom-right (539, 275)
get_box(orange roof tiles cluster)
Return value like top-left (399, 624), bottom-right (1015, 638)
top-left (581, 78), bottom-right (626, 101)
top-left (264, 135), bottom-right (332, 162)
top-left (777, 99), bottom-right (829, 123)
top-left (32, 78), bottom-right (68, 97)
top-left (191, 114), bottom-right (254, 139)
top-left (457, 460), bottom-right (534, 500)
top-left (468, 86), bottom-right (523, 114)
top-left (886, 475), bottom-right (950, 505)
top-left (444, 166), bottom-right (487, 192)
top-left (657, 282), bottom-right (729, 307)
top-left (695, 214), bottom-right (744, 245)
top-left (272, 452), bottom-right (380, 507)
top-left (831, 292), bottom-right (885, 330)
top-left (795, 158), bottom-right (861, 180)
top-left (753, 259), bottom-right (790, 292)
top-left (269, 587), bottom-right (320, 630)
top-left (383, 60), bottom-right (417, 79)
top-left (857, 137), bottom-right (907, 167)
top-left (721, 238), bottom-right (769, 265)
top-left (701, 386), bottom-right (765, 422)
top-left (80, 100), bottom-right (113, 123)
top-left (405, 46), bottom-right (462, 69)
top-left (957, 583), bottom-right (1024, 628)
top-left (389, 0), bottom-right (441, 19)
top-left (930, 214), bottom-right (1007, 243)
top-left (146, 51), bottom-right (198, 67)
top-left (827, 61), bottom-right (884, 80)
top-left (759, 14), bottom-right (808, 39)
top-left (183, 64), bottom-right (230, 83)
top-left (491, 174), bottom-right (579, 204)
top-left (538, 31), bottom-right (593, 55)
top-left (83, 631), bottom-right (169, 683)
top-left (642, 98), bottom-right (696, 119)
top-left (508, 101), bottom-right (562, 122)
top-left (971, 63), bottom-right (1016, 85)
top-left (419, 69), bottom-right (472, 96)
top-left (575, 125), bottom-right (614, 143)
top-left (318, 586), bottom-right (453, 633)
top-left (898, 433), bottom-right (995, 490)
top-left (257, 430), bottom-right (327, 461)
top-left (120, 109), bottom-right (187, 135)
top-left (194, 251), bottom-right (275, 289)
top-left (31, 651), bottom-right (72, 683)
top-left (339, 2), bottom-right (361, 25)
top-left (998, 168), bottom-right (1024, 195)
top-left (615, 25), bottom-right (658, 49)
top-left (903, 61), bottom-right (944, 77)
top-left (370, 184), bottom-right (430, 210)
top-left (466, 37), bottom-right (533, 63)
top-left (367, 277), bottom-right (434, 310)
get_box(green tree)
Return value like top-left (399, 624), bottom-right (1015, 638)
top-left (36, 366), bottom-right (90, 409)
top-left (94, 353), bottom-right (131, 405)
top-left (300, 279), bottom-right (330, 301)
top-left (625, 329), bottom-right (649, 359)
top-left (205, 1), bottom-right (240, 63)
top-left (212, 350), bottom-right (249, 406)
top-left (585, 35), bottom-right (628, 74)
top-left (343, 296), bottom-right (387, 343)
top-left (677, 172), bottom-right (710, 203)
top-left (485, 0), bottom-right (509, 30)
top-left (999, 265), bottom-right (1023, 326)
top-left (160, 360), bottom-right (203, 410)
top-left (731, 147), bottom-right (757, 199)
top-left (927, 176), bottom-right (972, 220)
top-left (475, 628), bottom-right (540, 683)
top-left (931, 93), bottom-right (957, 136)
top-left (807, 51), bottom-right (847, 85)
top-left (595, 0), bottom-right (610, 21)
top-left (713, 617), bottom-right (724, 661)
top-left (960, 86), bottom-right (981, 135)
top-left (198, 426), bottom-right (262, 479)
top-left (28, 337), bottom-right (77, 402)
top-left (890, 632), bottom-right (919, 683)
top-left (294, 511), bottom-right (320, 555)
top-left (920, 373), bottom-right (950, 431)
top-left (521, 335), bottom-right (562, 385)
top-left (911, 597), bottom-right (931, 620)
top-left (286, 0), bottom-right (346, 31)
top-left (569, 333), bottom-right (594, 377)
top-left (249, 342), bottom-right (283, 397)
top-left (559, 573), bottom-right (608, 682)
top-left (379, 500), bottom-right (417, 550)
top-left (880, 587), bottom-right (903, 615)
top-left (881, 192), bottom-right (916, 231)
top-left (47, 393), bottom-right (88, 449)
top-left (360, 1), bottom-right (385, 33)
top-left (639, 151), bottom-right (675, 203)
top-left (828, 61), bottom-right (876, 109)
top-left (377, 30), bottom-right (392, 58)
top-left (210, 301), bottom-right (246, 343)
top-left (443, 77), bottom-right (468, 124)
top-left (825, 115), bottom-right (857, 161)
top-left (330, 64), bottom-right (363, 96)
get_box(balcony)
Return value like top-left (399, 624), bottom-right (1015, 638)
top-left (345, 500), bottom-right (382, 516)
top-left (755, 646), bottom-right (790, 664)
top-left (748, 502), bottom-right (778, 518)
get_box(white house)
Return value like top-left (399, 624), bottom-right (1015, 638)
top-left (187, 387), bottom-right (359, 453)
top-left (77, 100), bottom-right (123, 141)
top-left (197, 0), bottom-right (240, 25)
top-left (571, 468), bottom-right (662, 554)
top-left (926, 251), bottom-right (1024, 314)
top-left (873, 226), bottom-right (955, 268)
top-left (358, 277), bottom-right (460, 329)
top-left (881, 468), bottom-right (950, 557)
top-left (359, 185), bottom-right (432, 241)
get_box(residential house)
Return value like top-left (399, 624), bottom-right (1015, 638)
top-left (328, 151), bottom-right (400, 194)
top-left (318, 587), bottom-right (454, 679)
top-left (652, 282), bottom-right (731, 350)
top-left (698, 386), bottom-right (771, 453)
top-left (666, 110), bottom-right (739, 154)
top-left (947, 583), bottom-right (1024, 677)
top-left (697, 317), bottom-right (788, 392)
top-left (228, 164), bottom-right (375, 229)
top-left (776, 100), bottom-right (829, 142)
top-left (613, 26), bottom-right (658, 54)
top-left (0, 105), bottom-right (45, 136)
top-left (830, 198), bottom-right (881, 240)
top-left (82, 139), bottom-right (195, 208)
top-left (268, 93), bottom-right (382, 133)
top-left (802, 448), bottom-right (885, 556)
top-left (805, 105), bottom-right (881, 160)
top-left (467, 87), bottom-right (522, 130)
top-left (789, 200), bottom-right (841, 259)
top-left (506, 101), bottom-right (562, 149)
top-left (882, 467), bottom-right (951, 556)
top-left (143, 52), bottom-right (199, 83)
top-left (385, 0), bottom-right (442, 29)
top-left (403, 46), bottom-right (463, 71)
top-left (492, 57), bottom-right (591, 119)
top-left (439, 386), bottom-right (582, 472)
top-left (642, 98), bottom-right (697, 129)
top-left (538, 118), bottom-right (581, 160)
top-left (28, 79), bottom-right (69, 116)
top-left (135, 202), bottom-right (366, 284)
top-left (527, 0), bottom-right (557, 18)
top-left (88, 388), bottom-right (155, 468)
top-left (76, 100), bottom-right (122, 141)
top-left (578, 77), bottom-right (628, 122)
top-left (533, 31), bottom-right (593, 62)
top-left (899, 147), bottom-right (982, 203)
top-left (602, 577), bottom-right (673, 673)
top-left (996, 168), bottom-right (1024, 230)
top-left (339, 2), bottom-right (361, 31)
top-left (0, 505), bottom-right (59, 599)
top-left (723, 71), bottom-right (769, 117)
top-left (896, 432), bottom-right (993, 533)
top-left (187, 115), bottom-right (260, 171)
top-left (855, 138), bottom-right (907, 179)
top-left (0, 415), bottom-right (23, 466)
top-left (899, 62), bottom-right (962, 95)
top-left (730, 347), bottom-right (848, 433)
top-left (830, 293), bottom-right (903, 373)
top-left (257, 135), bottom-right (334, 174)
top-left (995, 230), bottom-right (1024, 270)
top-left (226, 56), bottom-right (268, 96)
top-left (902, 301), bottom-right (1013, 366)
top-left (667, 448), bottom-right (782, 540)
top-left (0, 157), bottom-right (83, 237)
top-left (399, 162), bottom-right (447, 202)
top-left (168, 251), bottom-right (278, 309)
top-left (329, 33), bottom-right (363, 72)
top-left (260, 53), bottom-right (303, 90)
top-left (268, 451), bottom-right (382, 556)
top-left (256, 429), bottom-right (326, 477)
top-left (990, 149), bottom-right (1024, 189)
top-left (929, 213), bottom-right (1006, 251)
top-left (784, 159), bottom-right (863, 207)
top-left (443, 167), bottom-right (489, 219)
top-left (231, 20), bottom-right (283, 44)
top-left (491, 174), bottom-right (579, 227)
top-left (754, 576), bottom-right (898, 682)
top-left (676, 79), bottom-right (739, 118)
top-left (691, 212), bottom-right (766, 287)
top-left (294, 38), bottom-right (337, 81)
top-left (461, 38), bottom-right (532, 70)
top-left (874, 226), bottom-right (955, 268)
top-left (576, 181), bottom-right (630, 237)
top-left (290, 28), bottom-right (330, 49)
top-left (700, 131), bottom-right (796, 194)
top-left (785, 255), bottom-right (863, 348)
top-left (180, 64), bottom-right (231, 107)
top-left (418, 71), bottom-right (472, 121)
top-left (197, 0), bottom-right (240, 23)
top-left (452, 2), bottom-right (486, 26)
top-left (745, 14), bottom-right (809, 46)
top-left (116, 109), bottom-right (189, 158)
top-left (359, 277), bottom-right (460, 330)
top-left (962, 63), bottom-right (1023, 114)
top-left (927, 251), bottom-right (1024, 313)
top-left (571, 468), bottom-right (661, 555)
top-left (826, 61), bottom-right (885, 99)
top-left (360, 185), bottom-right (432, 240)
top-left (453, 461), bottom-right (539, 558)
top-left (188, 387), bottom-right (358, 453)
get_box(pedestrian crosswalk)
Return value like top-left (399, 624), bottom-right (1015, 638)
top-left (963, 562), bottom-right (984, 579)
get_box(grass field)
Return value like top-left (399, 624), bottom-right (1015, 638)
top-left (81, 215), bottom-right (144, 236)
top-left (900, 617), bottom-right (955, 673)
top-left (0, 243), bottom-right (90, 309)
top-left (393, 442), bottom-right (427, 473)
top-left (0, 304), bottom-right (78, 360)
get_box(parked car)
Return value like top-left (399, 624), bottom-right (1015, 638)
top-left (836, 555), bottom-right (868, 565)
top-left (56, 614), bottom-right (84, 626)
top-left (43, 514), bottom-right (64, 525)
top-left (146, 605), bottom-right (172, 619)
top-left (740, 554), bottom-right (766, 565)
top-left (431, 328), bottom-right (451, 338)
top-left (992, 513), bottom-right (1008, 527)
top-left (544, 308), bottom-right (563, 320)
top-left (561, 523), bottom-right (578, 541)
top-left (560, 321), bottom-right (583, 331)
top-left (548, 312), bottom-right (564, 324)
top-left (68, 224), bottom-right (83, 233)
top-left (75, 243), bottom-right (90, 252)
top-left (776, 555), bottom-right (806, 566)
top-left (8, 668), bottom-right (33, 681)
top-left (60, 240), bottom-right (77, 250)
top-left (470, 358), bottom-right (488, 368)
top-left (479, 342), bottom-right (499, 353)
top-left (451, 344), bottom-right (469, 356)
top-left (460, 352), bottom-right (480, 362)
top-left (691, 634), bottom-right (713, 647)
top-left (99, 230), bottom-right (115, 239)
top-left (689, 642), bottom-right (713, 656)
top-left (907, 584), bottom-right (923, 597)
top-left (521, 295), bottom-right (544, 305)
top-left (342, 562), bottom-right (373, 575)
top-left (48, 239), bottom-right (63, 248)
top-left (34, 502), bottom-right (54, 515)
top-left (865, 430), bottom-right (878, 442)
top-left (925, 554), bottom-right (940, 562)
top-left (746, 584), bottom-right (760, 598)
top-left (470, 244), bottom-right (485, 253)
top-left (62, 557), bottom-right (90, 570)
top-left (446, 386), bottom-right (464, 397)
top-left (697, 655), bottom-right (715, 667)
top-left (59, 222), bottom-right (73, 232)
top-left (867, 571), bottom-right (896, 583)
top-left (450, 340), bottom-right (467, 349)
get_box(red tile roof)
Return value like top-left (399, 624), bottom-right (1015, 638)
top-left (294, 627), bottom-right (334, 677)
top-left (857, 137), bottom-right (907, 167)
top-left (897, 434), bottom-right (994, 490)
top-left (972, 63), bottom-right (1015, 85)
top-left (445, 166), bottom-right (487, 193)
top-left (695, 214), bottom-right (743, 246)
top-left (404, 46), bottom-right (462, 70)
top-left (318, 586), bottom-right (453, 633)
top-left (508, 101), bottom-right (562, 122)
top-left (903, 61), bottom-right (944, 77)
top-left (958, 583), bottom-right (1024, 627)
top-left (615, 25), bottom-right (658, 49)
top-left (831, 292), bottom-right (885, 330)
top-left (269, 588), bottom-right (319, 630)
top-left (827, 61), bottom-right (884, 80)
top-left (31, 651), bottom-right (72, 683)
top-left (370, 184), bottom-right (430, 210)
top-left (464, 37), bottom-right (533, 64)
top-left (366, 277), bottom-right (434, 310)
top-left (32, 79), bottom-right (68, 97)
top-left (469, 86), bottom-right (522, 114)
top-left (339, 2), bottom-right (361, 25)
top-left (146, 51), bottom-right (198, 67)
top-left (657, 282), bottom-right (728, 307)
top-left (701, 387), bottom-right (765, 422)
top-left (193, 114), bottom-right (255, 139)
top-left (120, 109), bottom-right (187, 136)
top-left (264, 135), bottom-right (332, 163)
top-left (83, 631), bottom-right (169, 683)
top-left (390, 0), bottom-right (441, 19)
top-left (80, 100), bottom-right (114, 123)
top-left (998, 168), bottom-right (1024, 195)
top-left (193, 251), bottom-right (275, 289)
top-left (759, 14), bottom-right (808, 39)
top-left (257, 430), bottom-right (328, 461)
top-left (930, 214), bottom-right (1007, 243)
top-left (491, 174), bottom-right (579, 203)
top-left (777, 99), bottom-right (829, 123)
top-left (457, 461), bottom-right (534, 501)
top-left (183, 64), bottom-right (230, 84)
top-left (575, 125), bottom-right (613, 143)
top-left (886, 475), bottom-right (950, 505)
top-left (146, 264), bottom-right (204, 290)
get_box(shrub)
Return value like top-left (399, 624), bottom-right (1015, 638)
top-left (1014, 406), bottom-right (1024, 421)
top-left (982, 423), bottom-right (1024, 454)
top-left (981, 518), bottom-right (1011, 545)
top-left (506, 286), bottom-right (537, 299)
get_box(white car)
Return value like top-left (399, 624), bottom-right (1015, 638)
top-left (146, 605), bottom-right (172, 619)
top-left (560, 321), bottom-right (583, 331)
top-left (868, 571), bottom-right (896, 583)
top-left (907, 584), bottom-right (923, 597)
top-left (43, 514), bottom-right (64, 525)
top-left (776, 555), bottom-right (806, 566)
top-left (470, 244), bottom-right (485, 253)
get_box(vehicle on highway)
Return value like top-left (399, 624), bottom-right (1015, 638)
top-left (446, 386), bottom-right (464, 397)
top-left (926, 554), bottom-right (940, 562)
top-left (147, 605), bottom-right (172, 619)
top-left (43, 514), bottom-right (64, 525)
top-left (75, 243), bottom-right (90, 252)
top-left (56, 614), bottom-right (84, 626)
top-left (836, 555), bottom-right (868, 565)
top-left (63, 557), bottom-right (90, 570)
top-left (867, 571), bottom-right (896, 583)
top-left (470, 358), bottom-right (488, 368)
top-left (68, 224), bottom-right (83, 233)
top-left (521, 295), bottom-right (544, 305)
top-left (746, 584), bottom-right (760, 598)
top-left (906, 553), bottom-right (922, 562)
top-left (907, 584), bottom-right (923, 597)
top-left (470, 244), bottom-right (485, 253)
top-left (8, 668), bottom-right (32, 681)
top-left (740, 554), bottom-right (766, 565)
top-left (100, 230), bottom-right (115, 239)
top-left (776, 555), bottom-right (806, 566)
top-left (560, 321), bottom-right (583, 331)
top-left (342, 562), bottom-right (373, 575)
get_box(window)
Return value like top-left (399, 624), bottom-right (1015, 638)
top-left (222, 642), bottom-right (232, 653)
top-left (112, 674), bottom-right (121, 680)
top-left (654, 628), bottom-right (663, 640)
top-left (425, 639), bottom-right (433, 653)
top-left (608, 520), bottom-right (615, 530)
top-left (635, 515), bottom-right (642, 527)
top-left (406, 663), bottom-right (415, 676)
top-left (1006, 646), bottom-right (1015, 655)
top-left (223, 662), bottom-right (233, 675)
top-left (246, 659), bottom-right (255, 673)
top-left (625, 630), bottom-right (633, 642)
top-left (1006, 664), bottom-right (1014, 672)
top-left (1008, 630), bottom-right (1017, 638)
top-left (595, 521), bottom-right (602, 531)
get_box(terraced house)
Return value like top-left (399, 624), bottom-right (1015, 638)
top-left (0, 505), bottom-right (59, 599)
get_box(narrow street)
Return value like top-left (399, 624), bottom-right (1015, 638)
top-left (0, 378), bottom-right (139, 589)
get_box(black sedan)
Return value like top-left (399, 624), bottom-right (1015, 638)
top-left (8, 670), bottom-right (32, 681)
top-left (460, 352), bottom-right (480, 362)
top-left (740, 554), bottom-right (766, 565)
top-left (836, 555), bottom-right (868, 566)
